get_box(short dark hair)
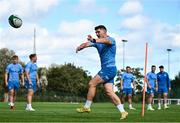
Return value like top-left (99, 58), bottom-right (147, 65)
top-left (151, 65), bottom-right (156, 68)
top-left (29, 54), bottom-right (36, 59)
top-left (126, 66), bottom-right (131, 69)
top-left (159, 65), bottom-right (164, 68)
top-left (95, 25), bottom-right (107, 31)
top-left (12, 55), bottom-right (18, 59)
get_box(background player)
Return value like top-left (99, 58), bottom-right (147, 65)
top-left (147, 65), bottom-right (158, 111)
top-left (25, 54), bottom-right (39, 111)
top-left (157, 65), bottom-right (171, 110)
top-left (5, 55), bottom-right (24, 110)
top-left (121, 66), bottom-right (136, 110)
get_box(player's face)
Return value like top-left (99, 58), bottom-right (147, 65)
top-left (160, 68), bottom-right (164, 72)
top-left (32, 56), bottom-right (37, 63)
top-left (95, 29), bottom-right (106, 38)
top-left (12, 58), bottom-right (18, 64)
top-left (126, 68), bottom-right (131, 73)
top-left (151, 67), bottom-right (156, 72)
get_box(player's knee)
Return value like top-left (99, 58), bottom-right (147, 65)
top-left (106, 90), bottom-right (113, 97)
top-left (88, 82), bottom-right (96, 88)
top-left (128, 95), bottom-right (132, 98)
top-left (164, 93), bottom-right (168, 97)
top-left (149, 94), bottom-right (153, 98)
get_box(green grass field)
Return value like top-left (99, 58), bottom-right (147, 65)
top-left (0, 102), bottom-right (180, 122)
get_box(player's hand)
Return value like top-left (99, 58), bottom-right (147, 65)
top-left (148, 85), bottom-right (152, 89)
top-left (121, 86), bottom-right (123, 90)
top-left (169, 87), bottom-right (171, 91)
top-left (76, 46), bottom-right (83, 53)
top-left (29, 80), bottom-right (32, 85)
top-left (37, 83), bottom-right (40, 88)
top-left (76, 42), bottom-right (89, 53)
top-left (37, 80), bottom-right (40, 88)
top-left (21, 81), bottom-right (25, 86)
top-left (155, 87), bottom-right (158, 92)
top-left (5, 82), bottom-right (8, 87)
top-left (87, 35), bottom-right (93, 41)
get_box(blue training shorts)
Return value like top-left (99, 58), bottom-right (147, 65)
top-left (25, 80), bottom-right (37, 92)
top-left (123, 88), bottom-right (133, 95)
top-left (147, 88), bottom-right (155, 94)
top-left (98, 66), bottom-right (117, 84)
top-left (158, 88), bottom-right (168, 94)
top-left (8, 81), bottom-right (20, 91)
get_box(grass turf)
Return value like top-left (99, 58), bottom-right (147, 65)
top-left (0, 102), bottom-right (180, 122)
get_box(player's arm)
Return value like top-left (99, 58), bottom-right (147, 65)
top-left (120, 80), bottom-right (124, 89)
top-left (146, 74), bottom-right (151, 89)
top-left (167, 73), bottom-right (171, 91)
top-left (4, 72), bottom-right (8, 87)
top-left (156, 74), bottom-right (159, 91)
top-left (87, 35), bottom-right (113, 45)
top-left (146, 79), bottom-right (150, 88)
top-left (155, 79), bottom-right (158, 91)
top-left (120, 74), bottom-right (124, 90)
top-left (76, 42), bottom-right (95, 53)
top-left (20, 73), bottom-right (24, 86)
top-left (25, 64), bottom-right (33, 84)
top-left (95, 38), bottom-right (112, 45)
top-left (4, 66), bottom-right (9, 87)
top-left (36, 73), bottom-right (40, 87)
top-left (25, 71), bottom-right (32, 84)
top-left (120, 79), bottom-right (123, 90)
top-left (132, 78), bottom-right (136, 89)
top-left (20, 65), bottom-right (24, 86)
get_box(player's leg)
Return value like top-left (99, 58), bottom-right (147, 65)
top-left (121, 94), bottom-right (126, 105)
top-left (26, 89), bottom-right (34, 111)
top-left (87, 75), bottom-right (104, 101)
top-left (163, 93), bottom-right (168, 108)
top-left (158, 93), bottom-right (162, 110)
top-left (147, 92), bottom-right (155, 110)
top-left (9, 89), bottom-right (15, 109)
top-left (13, 90), bottom-right (17, 106)
top-left (127, 89), bottom-right (135, 110)
top-left (158, 88), bottom-right (163, 110)
top-left (8, 82), bottom-right (15, 109)
top-left (26, 81), bottom-right (36, 111)
top-left (163, 89), bottom-right (169, 109)
top-left (76, 75), bottom-right (103, 113)
top-left (104, 83), bottom-right (128, 120)
top-left (121, 88), bottom-right (126, 105)
top-left (12, 83), bottom-right (19, 107)
top-left (104, 83), bottom-right (122, 105)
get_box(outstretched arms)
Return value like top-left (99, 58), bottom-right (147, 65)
top-left (87, 35), bottom-right (113, 45)
top-left (76, 35), bottom-right (115, 53)
top-left (76, 42), bottom-right (95, 53)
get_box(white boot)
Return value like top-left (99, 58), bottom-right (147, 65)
top-left (158, 103), bottom-right (161, 110)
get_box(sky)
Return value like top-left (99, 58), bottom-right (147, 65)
top-left (0, 0), bottom-right (179, 78)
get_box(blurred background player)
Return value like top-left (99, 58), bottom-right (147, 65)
top-left (5, 55), bottom-right (24, 110)
top-left (25, 54), bottom-right (39, 111)
top-left (147, 65), bottom-right (158, 111)
top-left (157, 65), bottom-right (171, 110)
top-left (76, 25), bottom-right (128, 120)
top-left (121, 66), bottom-right (136, 110)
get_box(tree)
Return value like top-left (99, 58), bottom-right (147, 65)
top-left (0, 48), bottom-right (15, 79)
top-left (0, 48), bottom-right (15, 90)
top-left (171, 72), bottom-right (180, 98)
top-left (47, 63), bottom-right (92, 97)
